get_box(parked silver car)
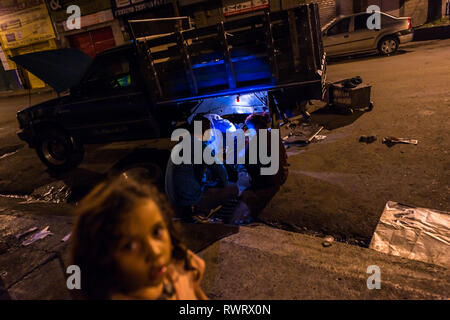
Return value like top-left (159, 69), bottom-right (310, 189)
top-left (322, 12), bottom-right (413, 57)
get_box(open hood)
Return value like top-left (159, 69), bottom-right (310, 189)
top-left (10, 48), bottom-right (92, 93)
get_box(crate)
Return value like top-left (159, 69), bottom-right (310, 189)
top-left (329, 82), bottom-right (372, 110)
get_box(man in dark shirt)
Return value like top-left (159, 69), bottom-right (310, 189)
top-left (233, 113), bottom-right (288, 223)
top-left (165, 116), bottom-right (238, 220)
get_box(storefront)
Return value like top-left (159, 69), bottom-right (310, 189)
top-left (111, 0), bottom-right (177, 40)
top-left (0, 0), bottom-right (57, 89)
top-left (355, 0), bottom-right (430, 26)
top-left (178, 0), bottom-right (341, 29)
top-left (48, 0), bottom-right (125, 57)
top-left (67, 26), bottom-right (116, 57)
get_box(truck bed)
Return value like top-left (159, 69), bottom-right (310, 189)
top-left (130, 3), bottom-right (327, 105)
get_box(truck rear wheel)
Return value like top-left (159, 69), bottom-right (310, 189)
top-left (35, 129), bottom-right (84, 172)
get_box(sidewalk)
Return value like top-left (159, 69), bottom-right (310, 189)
top-left (0, 202), bottom-right (73, 300)
top-left (200, 225), bottom-right (449, 299)
top-left (414, 24), bottom-right (450, 41)
top-left (0, 200), bottom-right (448, 300)
top-left (0, 87), bottom-right (54, 99)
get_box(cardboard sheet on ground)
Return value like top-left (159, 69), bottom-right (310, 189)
top-left (370, 201), bottom-right (450, 268)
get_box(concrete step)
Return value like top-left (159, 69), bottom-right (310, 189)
top-left (199, 224), bottom-right (450, 299)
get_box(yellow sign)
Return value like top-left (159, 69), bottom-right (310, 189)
top-left (0, 3), bottom-right (55, 50)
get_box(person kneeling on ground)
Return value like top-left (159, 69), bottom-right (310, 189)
top-left (71, 174), bottom-right (208, 300)
top-left (232, 112), bottom-right (289, 224)
top-left (165, 115), bottom-right (238, 221)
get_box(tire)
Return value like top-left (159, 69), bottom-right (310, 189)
top-left (35, 129), bottom-right (84, 172)
top-left (378, 36), bottom-right (399, 56)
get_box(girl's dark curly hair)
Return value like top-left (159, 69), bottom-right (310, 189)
top-left (71, 173), bottom-right (195, 300)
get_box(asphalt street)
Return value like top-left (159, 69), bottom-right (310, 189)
top-left (0, 39), bottom-right (449, 245)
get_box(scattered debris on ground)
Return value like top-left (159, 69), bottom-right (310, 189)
top-left (15, 227), bottom-right (38, 239)
top-left (322, 235), bottom-right (335, 247)
top-left (281, 121), bottom-right (324, 145)
top-left (370, 201), bottom-right (449, 268)
top-left (359, 135), bottom-right (377, 143)
top-left (29, 181), bottom-right (71, 204)
top-left (61, 232), bottom-right (71, 242)
top-left (342, 76), bottom-right (363, 89)
top-left (313, 135), bottom-right (327, 142)
top-left (0, 145), bottom-right (22, 161)
top-left (382, 136), bottom-right (418, 146)
top-left (22, 226), bottom-right (53, 246)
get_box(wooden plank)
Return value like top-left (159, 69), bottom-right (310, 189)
top-left (140, 33), bottom-right (177, 48)
top-left (223, 14), bottom-right (263, 31)
top-left (140, 42), bottom-right (163, 98)
top-left (218, 21), bottom-right (237, 90)
top-left (263, 11), bottom-right (279, 82)
top-left (288, 10), bottom-right (302, 73)
top-left (175, 27), bottom-right (198, 95)
top-left (305, 5), bottom-right (317, 71)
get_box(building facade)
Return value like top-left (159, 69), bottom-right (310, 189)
top-left (0, 0), bottom-right (58, 89)
top-left (353, 0), bottom-right (447, 26)
top-left (177, 0), bottom-right (349, 28)
top-left (178, 0), bottom-right (446, 28)
top-left (46, 0), bottom-right (126, 57)
top-left (0, 0), bottom-right (445, 91)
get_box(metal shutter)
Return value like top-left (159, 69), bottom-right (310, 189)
top-left (317, 0), bottom-right (337, 26)
top-left (337, 0), bottom-right (354, 16)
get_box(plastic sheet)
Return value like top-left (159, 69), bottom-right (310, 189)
top-left (370, 201), bottom-right (449, 268)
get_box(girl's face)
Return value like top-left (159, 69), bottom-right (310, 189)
top-left (113, 199), bottom-right (172, 292)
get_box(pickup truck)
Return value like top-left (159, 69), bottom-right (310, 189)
top-left (15, 4), bottom-right (326, 172)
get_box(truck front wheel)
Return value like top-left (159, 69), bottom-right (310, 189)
top-left (35, 129), bottom-right (84, 172)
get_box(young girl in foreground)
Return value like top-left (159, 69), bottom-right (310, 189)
top-left (71, 174), bottom-right (208, 300)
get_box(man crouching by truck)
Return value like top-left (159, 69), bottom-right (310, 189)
top-left (165, 115), bottom-right (238, 221)
top-left (231, 113), bottom-right (289, 224)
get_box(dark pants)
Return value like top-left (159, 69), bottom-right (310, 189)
top-left (240, 185), bottom-right (280, 218)
top-left (195, 184), bottom-right (239, 216)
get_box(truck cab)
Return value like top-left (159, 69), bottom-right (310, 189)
top-left (16, 45), bottom-right (168, 172)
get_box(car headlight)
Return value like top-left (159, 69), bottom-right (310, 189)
top-left (17, 111), bottom-right (30, 127)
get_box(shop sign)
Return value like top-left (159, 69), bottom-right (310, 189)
top-left (62, 9), bottom-right (114, 31)
top-left (112, 0), bottom-right (169, 17)
top-left (223, 0), bottom-right (269, 17)
top-left (0, 3), bottom-right (56, 49)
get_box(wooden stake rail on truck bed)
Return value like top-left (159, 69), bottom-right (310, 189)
top-left (128, 3), bottom-right (327, 105)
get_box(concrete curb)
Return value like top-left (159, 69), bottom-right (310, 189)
top-left (414, 25), bottom-right (450, 41)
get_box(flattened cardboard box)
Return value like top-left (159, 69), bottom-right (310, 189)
top-left (370, 201), bottom-right (449, 268)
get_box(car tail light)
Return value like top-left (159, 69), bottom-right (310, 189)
top-left (408, 17), bottom-right (412, 29)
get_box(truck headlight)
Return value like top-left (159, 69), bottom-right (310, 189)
top-left (17, 111), bottom-right (30, 127)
